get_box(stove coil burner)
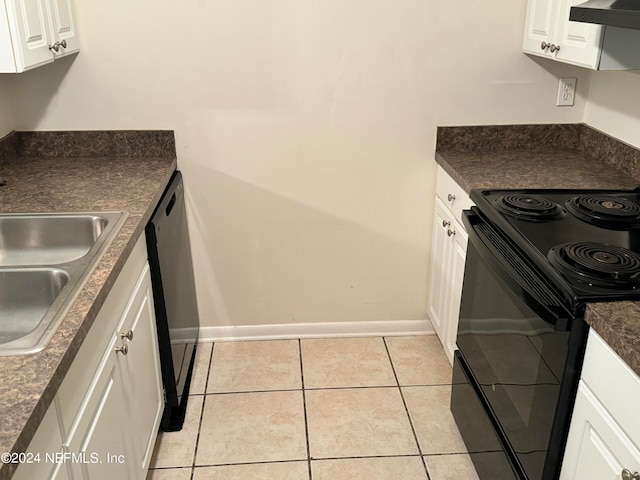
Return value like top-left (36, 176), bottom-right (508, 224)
top-left (495, 194), bottom-right (564, 221)
top-left (548, 242), bottom-right (640, 288)
top-left (566, 195), bottom-right (640, 229)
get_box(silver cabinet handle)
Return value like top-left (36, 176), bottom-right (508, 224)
top-left (48, 40), bottom-right (68, 52)
top-left (550, 44), bottom-right (560, 53)
top-left (120, 330), bottom-right (134, 341)
top-left (115, 344), bottom-right (128, 356)
top-left (447, 194), bottom-right (455, 202)
top-left (622, 469), bottom-right (640, 480)
top-left (541, 41), bottom-right (549, 50)
top-left (447, 229), bottom-right (456, 237)
top-left (442, 220), bottom-right (451, 228)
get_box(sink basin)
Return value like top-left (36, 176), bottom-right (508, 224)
top-left (0, 211), bottom-right (128, 355)
top-left (0, 214), bottom-right (111, 266)
top-left (0, 269), bottom-right (69, 345)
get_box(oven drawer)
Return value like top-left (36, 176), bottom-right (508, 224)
top-left (451, 351), bottom-right (519, 480)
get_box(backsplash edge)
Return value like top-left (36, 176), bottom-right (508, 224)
top-left (436, 123), bottom-right (640, 183)
top-left (13, 130), bottom-right (176, 158)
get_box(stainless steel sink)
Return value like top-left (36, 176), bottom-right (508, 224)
top-left (0, 269), bottom-right (69, 345)
top-left (0, 212), bottom-right (128, 355)
top-left (0, 214), bottom-right (110, 266)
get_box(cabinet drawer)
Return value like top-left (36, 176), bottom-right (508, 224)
top-left (581, 330), bottom-right (640, 447)
top-left (435, 165), bottom-right (473, 226)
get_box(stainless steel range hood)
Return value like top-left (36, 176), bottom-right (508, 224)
top-left (570, 0), bottom-right (640, 29)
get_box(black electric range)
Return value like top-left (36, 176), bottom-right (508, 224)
top-left (473, 188), bottom-right (640, 306)
top-left (451, 187), bottom-right (640, 480)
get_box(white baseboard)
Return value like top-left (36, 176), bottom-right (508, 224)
top-left (196, 319), bottom-right (434, 343)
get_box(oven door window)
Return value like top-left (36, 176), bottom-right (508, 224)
top-left (457, 239), bottom-right (569, 480)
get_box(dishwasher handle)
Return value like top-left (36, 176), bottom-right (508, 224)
top-left (147, 170), bottom-right (184, 248)
top-left (165, 192), bottom-right (177, 217)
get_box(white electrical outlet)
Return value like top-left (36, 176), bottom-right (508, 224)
top-left (557, 78), bottom-right (576, 106)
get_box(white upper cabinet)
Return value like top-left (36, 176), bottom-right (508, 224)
top-left (48, 0), bottom-right (79, 53)
top-left (523, 0), bottom-right (558, 53)
top-left (553, 0), bottom-right (603, 67)
top-left (0, 0), bottom-right (79, 73)
top-left (523, 0), bottom-right (640, 70)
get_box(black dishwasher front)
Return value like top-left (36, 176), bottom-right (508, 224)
top-left (146, 170), bottom-right (200, 431)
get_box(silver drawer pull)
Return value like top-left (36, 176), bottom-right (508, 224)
top-left (447, 194), bottom-right (456, 202)
top-left (541, 41), bottom-right (549, 50)
top-left (442, 220), bottom-right (451, 228)
top-left (622, 469), bottom-right (640, 480)
top-left (115, 344), bottom-right (128, 356)
top-left (120, 330), bottom-right (134, 341)
top-left (447, 229), bottom-right (456, 237)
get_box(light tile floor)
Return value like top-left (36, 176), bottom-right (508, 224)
top-left (146, 335), bottom-right (480, 480)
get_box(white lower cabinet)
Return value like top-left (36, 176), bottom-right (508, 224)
top-left (116, 267), bottom-right (164, 477)
top-left (428, 166), bottom-right (473, 365)
top-left (561, 382), bottom-right (640, 480)
top-left (66, 354), bottom-right (135, 480)
top-left (10, 399), bottom-right (70, 480)
top-left (13, 236), bottom-right (163, 480)
top-left (561, 331), bottom-right (640, 480)
top-left (428, 197), bottom-right (469, 365)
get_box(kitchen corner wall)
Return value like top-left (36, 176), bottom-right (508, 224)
top-left (0, 77), bottom-right (14, 137)
top-left (584, 71), bottom-right (640, 149)
top-left (3, 1), bottom-right (588, 330)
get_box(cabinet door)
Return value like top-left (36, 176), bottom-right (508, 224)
top-left (116, 264), bottom-right (164, 478)
top-left (560, 382), bottom-right (640, 480)
top-left (3, 0), bottom-right (53, 71)
top-left (428, 197), bottom-right (454, 348)
top-left (522, 0), bottom-right (556, 56)
top-left (46, 0), bottom-right (79, 56)
top-left (65, 340), bottom-right (136, 480)
top-left (12, 400), bottom-right (70, 480)
top-left (554, 0), bottom-right (603, 68)
top-left (428, 197), bottom-right (470, 366)
top-left (443, 218), bottom-right (468, 365)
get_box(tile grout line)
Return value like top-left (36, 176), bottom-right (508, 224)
top-left (298, 339), bottom-right (313, 480)
top-left (189, 341), bottom-right (216, 479)
top-left (192, 453), bottom-right (428, 468)
top-left (190, 459), bottom-right (312, 470)
top-left (382, 337), bottom-right (432, 480)
top-left (203, 387), bottom-right (303, 395)
top-left (194, 383), bottom-right (453, 395)
top-left (304, 383), bottom-right (451, 390)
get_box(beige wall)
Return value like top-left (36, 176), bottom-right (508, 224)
top-left (0, 77), bottom-right (14, 137)
top-left (583, 71), bottom-right (640, 149)
top-left (5, 0), bottom-right (589, 328)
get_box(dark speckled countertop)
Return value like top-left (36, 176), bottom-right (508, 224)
top-left (436, 124), bottom-right (640, 378)
top-left (0, 131), bottom-right (176, 480)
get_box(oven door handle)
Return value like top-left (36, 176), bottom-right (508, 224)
top-left (463, 208), bottom-right (572, 331)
